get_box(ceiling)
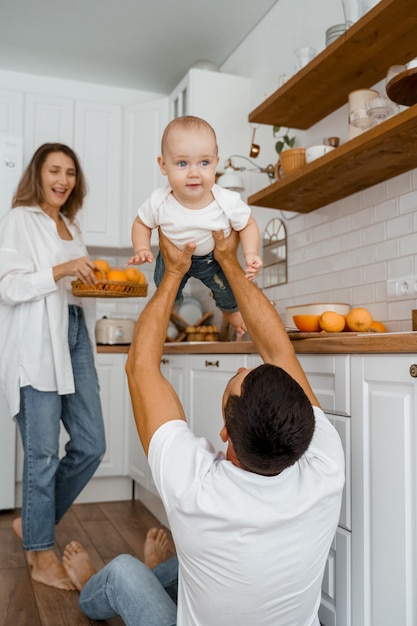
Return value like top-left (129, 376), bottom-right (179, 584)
top-left (0, 0), bottom-right (278, 94)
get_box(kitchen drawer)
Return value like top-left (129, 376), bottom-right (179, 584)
top-left (298, 355), bottom-right (350, 416)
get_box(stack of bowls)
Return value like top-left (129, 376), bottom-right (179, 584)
top-left (326, 23), bottom-right (349, 47)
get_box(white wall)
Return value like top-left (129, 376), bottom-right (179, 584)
top-left (221, 0), bottom-right (417, 331)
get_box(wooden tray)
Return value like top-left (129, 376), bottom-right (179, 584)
top-left (386, 68), bottom-right (417, 106)
top-left (71, 279), bottom-right (148, 298)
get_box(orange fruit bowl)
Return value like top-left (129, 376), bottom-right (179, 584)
top-left (293, 314), bottom-right (321, 332)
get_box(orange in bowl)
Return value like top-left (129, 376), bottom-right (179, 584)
top-left (107, 268), bottom-right (128, 282)
top-left (125, 267), bottom-right (146, 284)
top-left (94, 259), bottom-right (111, 276)
top-left (293, 314), bottom-right (321, 332)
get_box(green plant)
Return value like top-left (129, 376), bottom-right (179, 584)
top-left (273, 126), bottom-right (296, 154)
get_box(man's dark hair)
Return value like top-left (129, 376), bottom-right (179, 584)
top-left (224, 364), bottom-right (315, 476)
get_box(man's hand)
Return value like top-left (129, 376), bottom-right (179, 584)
top-left (212, 229), bottom-right (240, 266)
top-left (159, 230), bottom-right (196, 278)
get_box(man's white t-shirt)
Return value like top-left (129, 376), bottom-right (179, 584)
top-left (149, 405), bottom-right (345, 626)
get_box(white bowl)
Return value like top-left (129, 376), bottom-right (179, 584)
top-left (286, 303), bottom-right (350, 328)
top-left (305, 145), bottom-right (335, 163)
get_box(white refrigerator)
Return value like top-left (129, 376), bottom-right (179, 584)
top-left (0, 135), bottom-right (23, 217)
top-left (0, 136), bottom-right (22, 509)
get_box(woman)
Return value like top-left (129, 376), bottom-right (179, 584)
top-left (0, 143), bottom-right (106, 590)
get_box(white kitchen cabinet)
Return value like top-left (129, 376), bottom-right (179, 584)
top-left (350, 354), bottom-right (417, 626)
top-left (121, 98), bottom-right (168, 248)
top-left (0, 88), bottom-right (24, 136)
top-left (23, 93), bottom-right (74, 164)
top-left (188, 354), bottom-right (248, 453)
top-left (74, 100), bottom-right (122, 247)
top-left (95, 352), bottom-right (127, 476)
top-left (128, 354), bottom-right (190, 494)
top-left (169, 68), bottom-right (251, 166)
top-left (298, 355), bottom-right (352, 626)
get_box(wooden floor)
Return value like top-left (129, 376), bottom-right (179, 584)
top-left (0, 500), bottom-right (175, 626)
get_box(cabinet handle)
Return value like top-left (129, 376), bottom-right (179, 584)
top-left (205, 360), bottom-right (219, 368)
top-left (161, 358), bottom-right (169, 365)
top-left (410, 364), bottom-right (417, 378)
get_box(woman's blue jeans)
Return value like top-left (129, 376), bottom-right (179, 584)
top-left (79, 554), bottom-right (178, 626)
top-left (154, 250), bottom-right (238, 313)
top-left (16, 305), bottom-right (106, 551)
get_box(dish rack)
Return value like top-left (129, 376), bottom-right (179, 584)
top-left (167, 311), bottom-right (218, 342)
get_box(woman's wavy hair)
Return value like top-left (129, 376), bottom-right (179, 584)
top-left (12, 143), bottom-right (87, 221)
top-left (224, 364), bottom-right (315, 476)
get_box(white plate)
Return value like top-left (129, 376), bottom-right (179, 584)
top-left (177, 297), bottom-right (203, 325)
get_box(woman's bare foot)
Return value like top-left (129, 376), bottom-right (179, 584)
top-left (63, 541), bottom-right (97, 591)
top-left (144, 528), bottom-right (169, 570)
top-left (222, 311), bottom-right (247, 337)
top-left (12, 517), bottom-right (35, 567)
top-left (32, 549), bottom-right (76, 591)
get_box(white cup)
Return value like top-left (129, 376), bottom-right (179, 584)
top-left (294, 47), bottom-right (316, 71)
top-left (306, 145), bottom-right (335, 163)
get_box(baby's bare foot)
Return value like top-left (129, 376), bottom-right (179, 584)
top-left (12, 517), bottom-right (35, 567)
top-left (31, 549), bottom-right (76, 591)
top-left (144, 528), bottom-right (169, 570)
top-left (63, 541), bottom-right (97, 591)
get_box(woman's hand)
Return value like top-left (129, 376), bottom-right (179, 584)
top-left (53, 256), bottom-right (97, 286)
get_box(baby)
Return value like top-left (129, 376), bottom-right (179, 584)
top-left (128, 115), bottom-right (263, 335)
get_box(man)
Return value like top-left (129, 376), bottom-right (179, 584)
top-left (64, 229), bottom-right (344, 626)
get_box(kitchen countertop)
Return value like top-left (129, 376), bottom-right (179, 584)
top-left (97, 332), bottom-right (417, 355)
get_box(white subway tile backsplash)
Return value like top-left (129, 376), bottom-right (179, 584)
top-left (361, 183), bottom-right (385, 208)
top-left (386, 214), bottom-right (413, 239)
top-left (373, 199), bottom-right (398, 222)
top-left (400, 232), bottom-right (417, 257)
top-left (386, 171), bottom-right (412, 199)
top-left (398, 190), bottom-right (417, 214)
top-left (374, 239), bottom-right (399, 262)
top-left (387, 257), bottom-right (414, 279)
top-left (361, 222), bottom-right (386, 245)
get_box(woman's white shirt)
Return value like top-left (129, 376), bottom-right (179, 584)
top-left (0, 206), bottom-right (96, 417)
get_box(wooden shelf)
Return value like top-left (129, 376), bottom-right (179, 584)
top-left (248, 104), bottom-right (417, 213)
top-left (249, 0), bottom-right (417, 130)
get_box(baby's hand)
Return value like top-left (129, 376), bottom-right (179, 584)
top-left (126, 249), bottom-right (154, 265)
top-left (244, 254), bottom-right (263, 280)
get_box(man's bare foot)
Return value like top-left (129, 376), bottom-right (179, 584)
top-left (12, 517), bottom-right (35, 567)
top-left (63, 541), bottom-right (97, 592)
top-left (144, 528), bottom-right (169, 570)
top-left (222, 311), bottom-right (247, 337)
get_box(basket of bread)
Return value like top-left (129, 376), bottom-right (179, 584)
top-left (185, 325), bottom-right (219, 342)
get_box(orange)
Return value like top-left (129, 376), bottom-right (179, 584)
top-left (293, 314), bottom-right (321, 332)
top-left (345, 307), bottom-right (373, 332)
top-left (107, 268), bottom-right (128, 282)
top-left (319, 311), bottom-right (346, 332)
top-left (94, 269), bottom-right (105, 281)
top-left (125, 267), bottom-right (146, 284)
top-left (369, 320), bottom-right (387, 333)
top-left (94, 259), bottom-right (111, 275)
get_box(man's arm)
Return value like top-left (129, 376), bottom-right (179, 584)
top-left (126, 233), bottom-right (196, 455)
top-left (212, 230), bottom-right (320, 407)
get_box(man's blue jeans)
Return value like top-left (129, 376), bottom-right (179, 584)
top-left (16, 305), bottom-right (106, 551)
top-left (154, 250), bottom-right (238, 312)
top-left (79, 554), bottom-right (178, 626)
